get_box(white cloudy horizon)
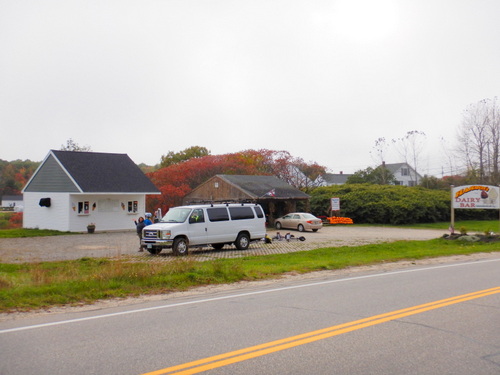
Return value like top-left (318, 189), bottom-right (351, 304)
top-left (1, 0), bottom-right (499, 176)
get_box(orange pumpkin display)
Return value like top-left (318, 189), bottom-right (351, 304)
top-left (327, 216), bottom-right (354, 224)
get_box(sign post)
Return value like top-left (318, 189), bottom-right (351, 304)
top-left (450, 185), bottom-right (455, 234)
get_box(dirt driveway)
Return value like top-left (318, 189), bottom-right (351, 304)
top-left (0, 226), bottom-right (446, 263)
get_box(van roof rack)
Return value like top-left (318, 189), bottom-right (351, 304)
top-left (186, 199), bottom-right (257, 206)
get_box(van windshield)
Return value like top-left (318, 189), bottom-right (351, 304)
top-left (160, 208), bottom-right (191, 223)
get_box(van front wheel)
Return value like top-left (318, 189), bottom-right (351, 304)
top-left (235, 233), bottom-right (250, 250)
top-left (173, 238), bottom-right (189, 256)
top-left (147, 246), bottom-right (162, 255)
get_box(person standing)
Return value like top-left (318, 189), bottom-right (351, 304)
top-left (134, 216), bottom-right (146, 252)
top-left (144, 213), bottom-right (153, 226)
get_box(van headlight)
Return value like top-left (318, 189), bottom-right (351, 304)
top-left (160, 230), bottom-right (171, 239)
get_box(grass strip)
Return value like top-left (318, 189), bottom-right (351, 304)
top-left (1, 220), bottom-right (499, 238)
top-left (0, 228), bottom-right (74, 238)
top-left (0, 238), bottom-right (499, 313)
top-left (351, 220), bottom-right (498, 233)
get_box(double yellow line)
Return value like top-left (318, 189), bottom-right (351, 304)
top-left (143, 286), bottom-right (500, 375)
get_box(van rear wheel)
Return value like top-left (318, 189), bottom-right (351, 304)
top-left (235, 233), bottom-right (250, 250)
top-left (173, 238), bottom-right (189, 256)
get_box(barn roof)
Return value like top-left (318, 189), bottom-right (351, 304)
top-left (217, 175), bottom-right (309, 199)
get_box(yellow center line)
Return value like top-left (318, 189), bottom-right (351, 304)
top-left (142, 286), bottom-right (500, 375)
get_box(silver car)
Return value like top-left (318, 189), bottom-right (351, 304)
top-left (274, 213), bottom-right (323, 232)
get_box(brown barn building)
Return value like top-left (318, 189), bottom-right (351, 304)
top-left (182, 175), bottom-right (310, 224)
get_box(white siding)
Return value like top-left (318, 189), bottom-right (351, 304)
top-left (23, 192), bottom-right (70, 231)
top-left (24, 193), bottom-right (147, 232)
top-left (68, 194), bottom-right (146, 232)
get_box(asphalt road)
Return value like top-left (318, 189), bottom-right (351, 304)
top-left (1, 256), bottom-right (499, 374)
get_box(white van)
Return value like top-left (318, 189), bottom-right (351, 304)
top-left (141, 203), bottom-right (266, 255)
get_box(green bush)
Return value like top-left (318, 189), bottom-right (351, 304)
top-left (0, 212), bottom-right (13, 229)
top-left (310, 184), bottom-right (496, 225)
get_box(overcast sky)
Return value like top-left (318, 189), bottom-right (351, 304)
top-left (1, 0), bottom-right (499, 176)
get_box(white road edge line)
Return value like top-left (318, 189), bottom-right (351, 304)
top-left (1, 258), bottom-right (499, 334)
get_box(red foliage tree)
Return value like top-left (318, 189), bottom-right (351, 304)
top-left (146, 149), bottom-right (326, 214)
top-left (8, 212), bottom-right (23, 229)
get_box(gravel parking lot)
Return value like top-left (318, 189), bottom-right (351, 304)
top-left (0, 226), bottom-right (446, 263)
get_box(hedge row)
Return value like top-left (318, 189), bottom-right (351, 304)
top-left (310, 184), bottom-right (497, 225)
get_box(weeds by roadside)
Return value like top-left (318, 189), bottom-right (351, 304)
top-left (1, 238), bottom-right (498, 313)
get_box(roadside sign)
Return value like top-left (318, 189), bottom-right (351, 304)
top-left (452, 185), bottom-right (499, 209)
top-left (331, 197), bottom-right (340, 211)
top-left (450, 185), bottom-right (500, 235)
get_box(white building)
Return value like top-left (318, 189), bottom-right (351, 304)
top-left (317, 163), bottom-right (423, 187)
top-left (383, 162), bottom-right (423, 186)
top-left (22, 150), bottom-right (160, 232)
top-left (316, 172), bottom-right (353, 186)
top-left (1, 195), bottom-right (23, 211)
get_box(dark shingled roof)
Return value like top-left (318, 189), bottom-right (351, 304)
top-left (321, 173), bottom-right (352, 185)
top-left (51, 150), bottom-right (160, 193)
top-left (218, 175), bottom-right (309, 199)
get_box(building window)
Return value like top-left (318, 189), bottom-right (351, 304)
top-left (401, 168), bottom-right (410, 176)
top-left (127, 201), bottom-right (139, 214)
top-left (78, 201), bottom-right (90, 215)
top-left (127, 201), bottom-right (138, 213)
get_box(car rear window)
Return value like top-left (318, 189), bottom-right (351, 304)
top-left (229, 206), bottom-right (255, 220)
top-left (207, 207), bottom-right (230, 222)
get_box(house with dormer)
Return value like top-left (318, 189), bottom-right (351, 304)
top-left (22, 150), bottom-right (160, 232)
top-left (383, 162), bottom-right (422, 186)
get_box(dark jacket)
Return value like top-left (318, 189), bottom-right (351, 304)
top-left (135, 221), bottom-right (146, 235)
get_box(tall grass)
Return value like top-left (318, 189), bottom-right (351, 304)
top-left (1, 238), bottom-right (498, 313)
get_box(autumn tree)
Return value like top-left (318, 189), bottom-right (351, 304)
top-left (0, 159), bottom-right (39, 195)
top-left (285, 158), bottom-right (326, 192)
top-left (160, 146), bottom-right (211, 168)
top-left (234, 149), bottom-right (326, 191)
top-left (147, 153), bottom-right (262, 212)
top-left (457, 98), bottom-right (500, 184)
top-left (146, 149), bottom-right (327, 213)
